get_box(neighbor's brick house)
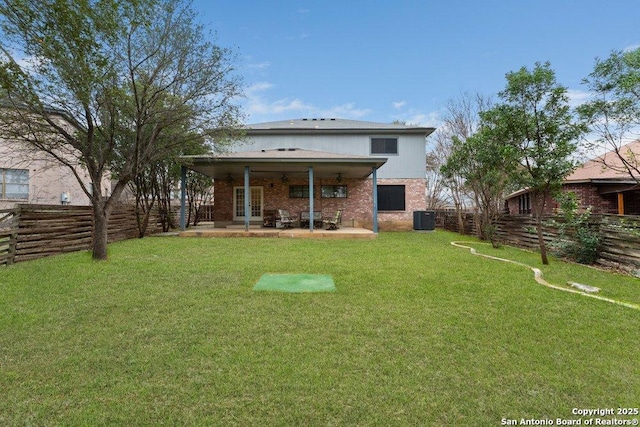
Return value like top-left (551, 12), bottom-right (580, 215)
top-left (506, 141), bottom-right (640, 216)
top-left (182, 118), bottom-right (435, 231)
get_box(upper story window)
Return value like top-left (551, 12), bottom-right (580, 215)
top-left (0, 168), bottom-right (29, 200)
top-left (371, 137), bottom-right (398, 155)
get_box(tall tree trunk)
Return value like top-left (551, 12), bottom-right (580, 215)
top-left (533, 191), bottom-right (549, 265)
top-left (457, 209), bottom-right (465, 235)
top-left (92, 201), bottom-right (110, 261)
top-left (536, 214), bottom-right (549, 265)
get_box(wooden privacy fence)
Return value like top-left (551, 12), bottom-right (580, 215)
top-left (0, 208), bottom-right (19, 266)
top-left (0, 204), bottom-right (162, 265)
top-left (598, 215), bottom-right (640, 271)
top-left (436, 210), bottom-right (640, 272)
top-left (435, 211), bottom-right (477, 236)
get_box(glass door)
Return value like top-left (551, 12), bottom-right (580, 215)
top-left (233, 187), bottom-right (263, 221)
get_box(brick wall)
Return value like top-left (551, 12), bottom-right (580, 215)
top-left (506, 183), bottom-right (635, 216)
top-left (375, 178), bottom-right (426, 230)
top-left (212, 177), bottom-right (426, 230)
top-left (563, 183), bottom-right (618, 214)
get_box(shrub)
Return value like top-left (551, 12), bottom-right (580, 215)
top-left (548, 192), bottom-right (600, 264)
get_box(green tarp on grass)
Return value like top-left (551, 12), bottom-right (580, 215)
top-left (253, 274), bottom-right (336, 293)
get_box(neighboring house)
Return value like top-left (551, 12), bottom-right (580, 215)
top-left (0, 108), bottom-right (110, 210)
top-left (182, 118), bottom-right (435, 231)
top-left (506, 141), bottom-right (640, 216)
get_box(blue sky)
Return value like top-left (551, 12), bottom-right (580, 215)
top-left (193, 0), bottom-right (640, 127)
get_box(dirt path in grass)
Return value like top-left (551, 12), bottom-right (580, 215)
top-left (451, 241), bottom-right (640, 311)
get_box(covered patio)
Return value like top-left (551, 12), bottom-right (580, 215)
top-left (179, 148), bottom-right (387, 233)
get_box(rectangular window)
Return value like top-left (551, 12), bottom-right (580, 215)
top-left (518, 193), bottom-right (531, 214)
top-left (371, 137), bottom-right (398, 154)
top-left (289, 185), bottom-right (309, 198)
top-left (0, 168), bottom-right (29, 200)
top-left (377, 185), bottom-right (405, 211)
top-left (321, 185), bottom-right (347, 198)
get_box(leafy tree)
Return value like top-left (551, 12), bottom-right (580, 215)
top-left (434, 93), bottom-right (491, 234)
top-left (0, 0), bottom-right (243, 260)
top-left (442, 125), bottom-right (515, 246)
top-left (578, 47), bottom-right (640, 179)
top-left (184, 169), bottom-right (213, 226)
top-left (439, 93), bottom-right (493, 235)
top-left (425, 136), bottom-right (451, 210)
top-left (486, 62), bottom-right (586, 264)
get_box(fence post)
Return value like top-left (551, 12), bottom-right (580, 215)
top-left (7, 206), bottom-right (20, 265)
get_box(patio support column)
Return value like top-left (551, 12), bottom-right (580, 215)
top-left (372, 167), bottom-right (378, 233)
top-left (180, 165), bottom-right (187, 231)
top-left (244, 166), bottom-right (250, 231)
top-left (309, 166), bottom-right (314, 231)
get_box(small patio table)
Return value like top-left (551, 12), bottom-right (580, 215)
top-left (300, 211), bottom-right (322, 228)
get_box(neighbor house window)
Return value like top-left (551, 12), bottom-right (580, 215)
top-left (377, 185), bottom-right (405, 211)
top-left (0, 168), bottom-right (29, 200)
top-left (321, 185), bottom-right (347, 198)
top-left (289, 185), bottom-right (310, 198)
top-left (371, 137), bottom-right (398, 154)
top-left (518, 193), bottom-right (531, 214)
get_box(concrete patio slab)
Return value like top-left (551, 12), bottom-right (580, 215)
top-left (178, 225), bottom-right (376, 239)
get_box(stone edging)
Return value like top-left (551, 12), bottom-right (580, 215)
top-left (450, 241), bottom-right (640, 311)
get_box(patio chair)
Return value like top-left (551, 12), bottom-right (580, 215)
top-left (323, 209), bottom-right (343, 230)
top-left (277, 209), bottom-right (296, 229)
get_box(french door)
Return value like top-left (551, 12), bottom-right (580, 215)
top-left (233, 186), bottom-right (263, 221)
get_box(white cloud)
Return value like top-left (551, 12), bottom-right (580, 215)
top-left (391, 110), bottom-right (441, 128)
top-left (244, 83), bottom-right (312, 117)
top-left (247, 61), bottom-right (271, 70)
top-left (623, 44), bottom-right (640, 52)
top-left (567, 88), bottom-right (592, 108)
top-left (388, 102), bottom-right (441, 127)
top-left (243, 81), bottom-right (372, 122)
top-left (318, 103), bottom-right (372, 119)
top-left (245, 82), bottom-right (274, 94)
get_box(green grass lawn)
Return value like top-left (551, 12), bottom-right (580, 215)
top-left (1, 231), bottom-right (638, 426)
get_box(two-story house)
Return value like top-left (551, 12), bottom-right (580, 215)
top-left (0, 106), bottom-right (109, 210)
top-left (181, 118), bottom-right (435, 231)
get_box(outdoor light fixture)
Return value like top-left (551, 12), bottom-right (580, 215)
top-left (281, 174), bottom-right (289, 183)
top-left (336, 173), bottom-right (343, 183)
top-left (226, 174), bottom-right (233, 184)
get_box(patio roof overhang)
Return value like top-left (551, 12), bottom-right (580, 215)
top-left (181, 148), bottom-right (387, 180)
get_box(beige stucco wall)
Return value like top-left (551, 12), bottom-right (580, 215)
top-left (0, 140), bottom-right (110, 210)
